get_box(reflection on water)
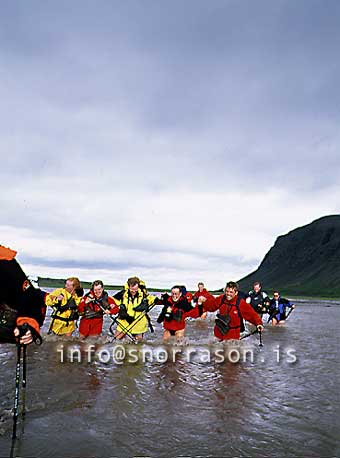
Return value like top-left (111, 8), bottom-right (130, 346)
top-left (0, 303), bottom-right (339, 457)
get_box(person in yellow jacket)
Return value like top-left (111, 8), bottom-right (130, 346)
top-left (113, 277), bottom-right (158, 341)
top-left (46, 277), bottom-right (83, 336)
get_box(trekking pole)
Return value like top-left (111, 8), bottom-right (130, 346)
top-left (47, 299), bottom-right (62, 335)
top-left (259, 329), bottom-right (263, 347)
top-left (97, 304), bottom-right (137, 344)
top-left (117, 300), bottom-right (158, 337)
top-left (22, 345), bottom-right (27, 388)
top-left (12, 322), bottom-right (33, 439)
top-left (240, 327), bottom-right (263, 347)
top-left (12, 344), bottom-right (22, 440)
top-left (21, 345), bottom-right (27, 419)
top-left (109, 315), bottom-right (137, 344)
top-left (285, 305), bottom-right (295, 320)
top-left (267, 310), bottom-right (276, 324)
top-left (240, 328), bottom-right (258, 340)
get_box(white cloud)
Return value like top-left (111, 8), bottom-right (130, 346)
top-left (2, 184), bottom-right (339, 290)
top-left (1, 1), bottom-right (340, 291)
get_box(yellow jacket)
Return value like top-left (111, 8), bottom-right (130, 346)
top-left (114, 282), bottom-right (156, 335)
top-left (46, 288), bottom-right (81, 335)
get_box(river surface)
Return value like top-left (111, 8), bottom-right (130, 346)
top-left (0, 298), bottom-right (339, 458)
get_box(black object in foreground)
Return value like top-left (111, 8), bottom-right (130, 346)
top-left (12, 325), bottom-right (29, 440)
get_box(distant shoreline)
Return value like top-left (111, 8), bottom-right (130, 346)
top-left (36, 277), bottom-right (340, 301)
top-left (37, 277), bottom-right (170, 293)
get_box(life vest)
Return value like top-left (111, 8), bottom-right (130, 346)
top-left (158, 295), bottom-right (193, 323)
top-left (114, 282), bottom-right (154, 333)
top-left (248, 290), bottom-right (270, 313)
top-left (51, 296), bottom-right (79, 323)
top-left (82, 292), bottom-right (109, 319)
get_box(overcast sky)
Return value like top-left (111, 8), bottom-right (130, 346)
top-left (1, 0), bottom-right (340, 290)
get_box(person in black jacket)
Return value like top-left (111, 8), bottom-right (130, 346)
top-left (246, 281), bottom-right (270, 316)
top-left (268, 291), bottom-right (295, 325)
top-left (0, 245), bottom-right (45, 345)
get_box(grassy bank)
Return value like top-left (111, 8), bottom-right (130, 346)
top-left (37, 277), bottom-right (169, 293)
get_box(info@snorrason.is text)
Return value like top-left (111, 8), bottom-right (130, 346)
top-left (56, 343), bottom-right (297, 365)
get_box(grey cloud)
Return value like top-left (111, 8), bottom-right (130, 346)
top-left (18, 250), bottom-right (257, 276)
top-left (1, 1), bottom-right (340, 196)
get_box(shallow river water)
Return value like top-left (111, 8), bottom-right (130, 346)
top-left (0, 300), bottom-right (339, 458)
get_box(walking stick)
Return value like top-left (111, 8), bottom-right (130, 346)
top-left (21, 345), bottom-right (27, 419)
top-left (240, 328), bottom-right (258, 340)
top-left (22, 345), bottom-right (27, 388)
top-left (12, 344), bottom-right (22, 440)
top-left (48, 300), bottom-right (62, 334)
top-left (285, 305), bottom-right (295, 320)
top-left (116, 300), bottom-right (157, 337)
top-left (240, 327), bottom-right (263, 347)
top-left (259, 329), bottom-right (263, 347)
top-left (97, 303), bottom-right (137, 344)
top-left (11, 322), bottom-right (35, 438)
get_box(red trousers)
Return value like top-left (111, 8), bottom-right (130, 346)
top-left (79, 317), bottom-right (103, 337)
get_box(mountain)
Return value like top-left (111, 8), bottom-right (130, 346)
top-left (237, 215), bottom-right (340, 297)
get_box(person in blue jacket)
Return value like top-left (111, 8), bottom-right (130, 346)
top-left (268, 291), bottom-right (295, 325)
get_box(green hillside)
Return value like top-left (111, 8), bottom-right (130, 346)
top-left (237, 215), bottom-right (340, 297)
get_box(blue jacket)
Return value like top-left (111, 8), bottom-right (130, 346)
top-left (269, 297), bottom-right (293, 321)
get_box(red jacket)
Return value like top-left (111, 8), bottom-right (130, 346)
top-left (204, 293), bottom-right (262, 340)
top-left (193, 288), bottom-right (214, 301)
top-left (185, 292), bottom-right (193, 302)
top-left (158, 295), bottom-right (201, 331)
top-left (78, 292), bottom-right (118, 319)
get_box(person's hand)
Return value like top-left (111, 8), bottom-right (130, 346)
top-left (14, 327), bottom-right (33, 345)
top-left (257, 324), bottom-right (264, 333)
top-left (57, 294), bottom-right (64, 301)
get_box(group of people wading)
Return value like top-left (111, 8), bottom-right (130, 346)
top-left (0, 245), bottom-right (295, 347)
top-left (45, 277), bottom-right (295, 343)
top-left (0, 246), bottom-right (297, 445)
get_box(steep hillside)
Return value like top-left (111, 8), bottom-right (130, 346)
top-left (238, 215), bottom-right (340, 297)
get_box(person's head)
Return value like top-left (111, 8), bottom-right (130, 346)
top-left (273, 291), bottom-right (280, 300)
top-left (171, 285), bottom-right (182, 302)
top-left (224, 281), bottom-right (238, 301)
top-left (91, 280), bottom-right (104, 299)
top-left (253, 282), bottom-right (262, 293)
top-left (180, 285), bottom-right (187, 296)
top-left (65, 277), bottom-right (81, 294)
top-left (127, 276), bottom-right (140, 296)
top-left (198, 282), bottom-right (204, 292)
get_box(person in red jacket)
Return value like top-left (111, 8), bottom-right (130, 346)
top-left (180, 285), bottom-right (193, 304)
top-left (203, 281), bottom-right (263, 341)
top-left (193, 282), bottom-right (214, 319)
top-left (157, 285), bottom-right (205, 340)
top-left (78, 280), bottom-right (118, 338)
